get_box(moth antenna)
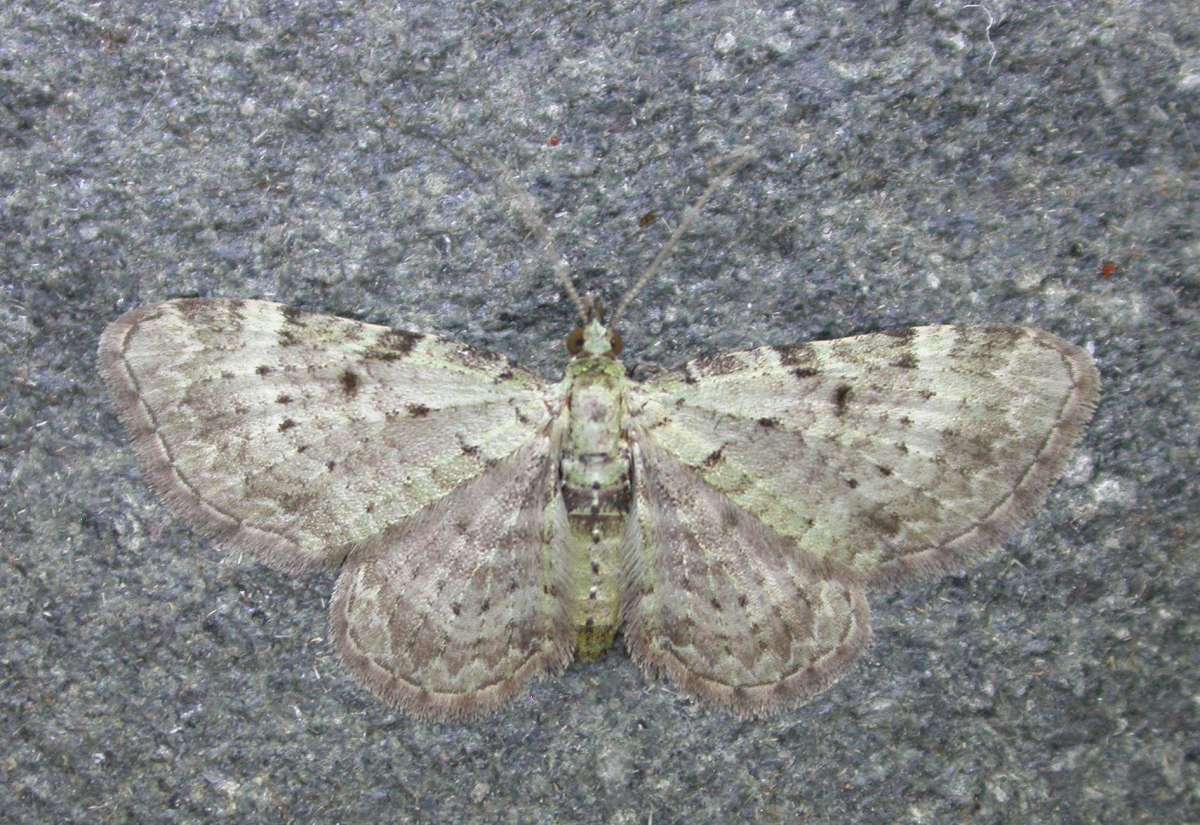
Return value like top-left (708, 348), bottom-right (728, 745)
top-left (610, 147), bottom-right (757, 327)
top-left (494, 165), bottom-right (587, 323)
top-left (389, 123), bottom-right (587, 323)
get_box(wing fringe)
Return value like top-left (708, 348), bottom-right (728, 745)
top-left (863, 330), bottom-right (1100, 587)
top-left (98, 304), bottom-right (329, 575)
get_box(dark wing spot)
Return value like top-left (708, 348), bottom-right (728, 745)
top-left (951, 430), bottom-right (998, 465)
top-left (365, 330), bottom-right (422, 361)
top-left (339, 369), bottom-right (360, 398)
top-left (834, 384), bottom-right (853, 416)
top-left (696, 353), bottom-right (744, 376)
top-left (775, 345), bottom-right (816, 367)
top-left (272, 489), bottom-right (317, 514)
top-left (278, 418), bottom-right (297, 432)
top-left (452, 344), bottom-right (507, 370)
top-left (407, 403), bottom-right (431, 417)
top-left (867, 509), bottom-right (902, 537)
top-left (646, 415), bottom-right (672, 431)
top-left (980, 325), bottom-right (1025, 344)
top-left (172, 298), bottom-right (211, 318)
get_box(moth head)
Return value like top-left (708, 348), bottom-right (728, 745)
top-left (567, 296), bottom-right (623, 358)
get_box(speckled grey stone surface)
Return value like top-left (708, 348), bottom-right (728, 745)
top-left (2, 2), bottom-right (1196, 823)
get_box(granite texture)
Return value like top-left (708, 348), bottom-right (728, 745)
top-left (1, 1), bottom-right (1196, 823)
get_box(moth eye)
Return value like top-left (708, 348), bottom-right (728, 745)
top-left (566, 328), bottom-right (584, 355)
top-left (609, 330), bottom-right (624, 355)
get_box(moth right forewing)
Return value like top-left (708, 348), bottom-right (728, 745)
top-left (628, 324), bottom-right (1099, 587)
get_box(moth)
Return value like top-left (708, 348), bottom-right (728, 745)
top-left (98, 151), bottom-right (1099, 719)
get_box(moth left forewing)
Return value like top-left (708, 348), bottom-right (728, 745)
top-left (627, 324), bottom-right (1099, 587)
top-left (99, 298), bottom-right (554, 573)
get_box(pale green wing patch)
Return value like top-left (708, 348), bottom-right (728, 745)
top-left (98, 298), bottom-right (553, 573)
top-left (622, 439), bottom-right (871, 717)
top-left (331, 434), bottom-right (575, 720)
top-left (628, 325), bottom-right (1099, 587)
